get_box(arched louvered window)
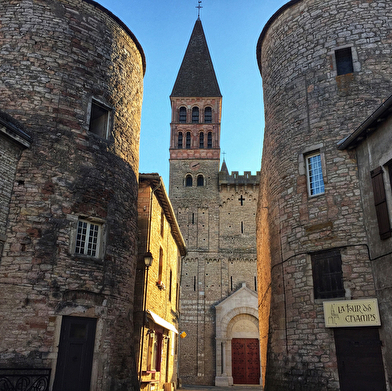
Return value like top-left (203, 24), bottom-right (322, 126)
top-left (207, 132), bottom-right (212, 148)
top-left (197, 175), bottom-right (204, 187)
top-left (192, 107), bottom-right (199, 123)
top-left (179, 107), bottom-right (187, 123)
top-left (185, 174), bottom-right (193, 187)
top-left (199, 132), bottom-right (204, 148)
top-left (204, 107), bottom-right (212, 123)
top-left (178, 132), bottom-right (183, 149)
top-left (186, 132), bottom-right (191, 149)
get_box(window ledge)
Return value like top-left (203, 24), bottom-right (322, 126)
top-left (71, 254), bottom-right (104, 265)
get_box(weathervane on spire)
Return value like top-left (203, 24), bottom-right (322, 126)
top-left (196, 1), bottom-right (203, 19)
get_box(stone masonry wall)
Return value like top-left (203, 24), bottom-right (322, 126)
top-left (0, 1), bottom-right (144, 390)
top-left (257, 0), bottom-right (392, 389)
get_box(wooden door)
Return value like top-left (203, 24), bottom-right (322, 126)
top-left (231, 338), bottom-right (260, 384)
top-left (334, 328), bottom-right (386, 391)
top-left (53, 316), bottom-right (97, 391)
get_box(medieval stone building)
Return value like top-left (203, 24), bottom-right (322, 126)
top-left (169, 18), bottom-right (260, 386)
top-left (257, 0), bottom-right (392, 390)
top-left (0, 1), bottom-right (144, 390)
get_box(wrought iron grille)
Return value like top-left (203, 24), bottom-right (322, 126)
top-left (0, 368), bottom-right (51, 391)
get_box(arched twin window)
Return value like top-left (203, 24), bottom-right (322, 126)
top-left (204, 107), bottom-right (212, 123)
top-left (185, 174), bottom-right (204, 187)
top-left (179, 107), bottom-right (186, 123)
top-left (192, 107), bottom-right (199, 123)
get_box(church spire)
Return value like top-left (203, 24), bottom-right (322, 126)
top-left (171, 19), bottom-right (221, 98)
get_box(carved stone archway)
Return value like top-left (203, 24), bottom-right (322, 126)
top-left (215, 283), bottom-right (261, 386)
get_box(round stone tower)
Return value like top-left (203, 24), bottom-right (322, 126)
top-left (257, 0), bottom-right (392, 390)
top-left (0, 1), bottom-right (145, 390)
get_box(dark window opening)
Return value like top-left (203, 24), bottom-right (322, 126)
top-left (194, 276), bottom-right (196, 291)
top-left (169, 270), bottom-right (172, 302)
top-left (197, 175), bottom-right (204, 187)
top-left (207, 132), bottom-right (212, 148)
top-left (254, 276), bottom-right (257, 291)
top-left (192, 213), bottom-right (195, 224)
top-left (199, 132), bottom-right (204, 148)
top-left (186, 132), bottom-right (191, 149)
top-left (178, 132), bottom-right (183, 149)
top-left (241, 221), bottom-right (244, 234)
top-left (230, 276), bottom-right (233, 291)
top-left (179, 106), bottom-right (187, 123)
top-left (371, 166), bottom-right (391, 239)
top-left (204, 107), bottom-right (212, 123)
top-left (192, 107), bottom-right (199, 123)
top-left (311, 250), bottom-right (345, 299)
top-left (185, 174), bottom-right (192, 187)
top-left (89, 100), bottom-right (111, 138)
top-left (336, 47), bottom-right (354, 76)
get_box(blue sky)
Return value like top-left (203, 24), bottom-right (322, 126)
top-left (95, 0), bottom-right (288, 186)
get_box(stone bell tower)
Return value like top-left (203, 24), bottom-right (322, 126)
top-left (169, 17), bottom-right (260, 386)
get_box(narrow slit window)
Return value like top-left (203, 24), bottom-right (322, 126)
top-left (178, 132), bottom-right (183, 149)
top-left (204, 107), bottom-right (212, 123)
top-left (207, 132), bottom-right (212, 148)
top-left (199, 132), bottom-right (204, 148)
top-left (186, 132), bottom-right (191, 149)
top-left (335, 47), bottom-right (354, 76)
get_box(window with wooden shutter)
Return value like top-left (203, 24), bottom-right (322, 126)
top-left (371, 166), bottom-right (391, 240)
top-left (311, 250), bottom-right (345, 299)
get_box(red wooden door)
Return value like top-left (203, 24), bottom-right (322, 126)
top-left (231, 338), bottom-right (260, 384)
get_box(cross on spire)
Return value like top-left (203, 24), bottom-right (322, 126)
top-left (196, 1), bottom-right (203, 19)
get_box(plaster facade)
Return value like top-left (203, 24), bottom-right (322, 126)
top-left (135, 175), bottom-right (186, 391)
top-left (0, 1), bottom-right (145, 390)
top-left (257, 0), bottom-right (392, 389)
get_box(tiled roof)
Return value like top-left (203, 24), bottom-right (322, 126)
top-left (171, 19), bottom-right (221, 98)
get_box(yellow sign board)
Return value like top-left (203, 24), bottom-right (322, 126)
top-left (180, 331), bottom-right (187, 339)
top-left (323, 298), bottom-right (381, 328)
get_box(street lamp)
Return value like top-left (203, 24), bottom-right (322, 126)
top-left (139, 251), bottom-right (154, 383)
top-left (144, 251), bottom-right (153, 268)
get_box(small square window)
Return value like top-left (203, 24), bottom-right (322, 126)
top-left (89, 100), bottom-right (111, 138)
top-left (74, 219), bottom-right (102, 258)
top-left (335, 47), bottom-right (354, 76)
top-left (306, 152), bottom-right (325, 196)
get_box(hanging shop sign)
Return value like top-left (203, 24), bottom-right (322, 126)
top-left (323, 298), bottom-right (381, 328)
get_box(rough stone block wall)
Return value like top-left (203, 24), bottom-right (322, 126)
top-left (175, 179), bottom-right (258, 385)
top-left (257, 0), bottom-right (392, 389)
top-left (0, 1), bottom-right (144, 390)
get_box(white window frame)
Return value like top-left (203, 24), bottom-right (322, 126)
top-left (68, 215), bottom-right (106, 259)
top-left (306, 152), bottom-right (325, 197)
top-left (74, 219), bottom-right (101, 257)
